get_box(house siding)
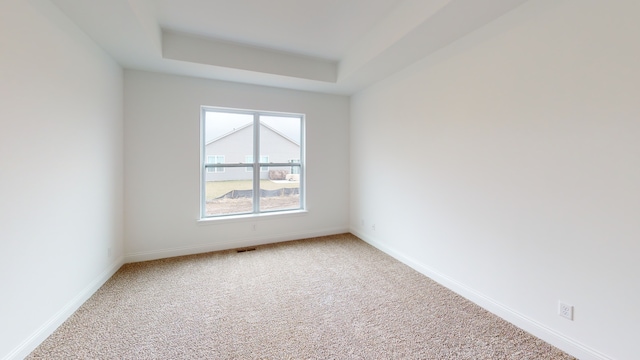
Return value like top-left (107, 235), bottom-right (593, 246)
top-left (205, 123), bottom-right (300, 182)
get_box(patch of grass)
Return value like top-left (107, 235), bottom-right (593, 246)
top-left (205, 180), bottom-right (299, 200)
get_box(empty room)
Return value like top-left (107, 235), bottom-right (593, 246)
top-left (1, 0), bottom-right (638, 359)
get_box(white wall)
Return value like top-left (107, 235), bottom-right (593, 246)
top-left (350, 1), bottom-right (640, 359)
top-left (0, 1), bottom-right (124, 359)
top-left (124, 71), bottom-right (349, 261)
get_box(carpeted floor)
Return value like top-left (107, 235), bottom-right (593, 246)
top-left (28, 234), bottom-right (575, 359)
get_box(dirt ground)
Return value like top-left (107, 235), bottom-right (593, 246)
top-left (205, 195), bottom-right (300, 216)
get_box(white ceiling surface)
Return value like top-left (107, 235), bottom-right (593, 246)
top-left (157, 0), bottom-right (405, 61)
top-left (51, 0), bottom-right (529, 95)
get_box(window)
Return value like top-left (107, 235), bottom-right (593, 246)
top-left (289, 159), bottom-right (301, 175)
top-left (201, 107), bottom-right (304, 218)
top-left (206, 155), bottom-right (225, 173)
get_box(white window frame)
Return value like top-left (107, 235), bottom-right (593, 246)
top-left (200, 106), bottom-right (305, 219)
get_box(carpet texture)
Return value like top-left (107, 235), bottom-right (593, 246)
top-left (28, 234), bottom-right (575, 359)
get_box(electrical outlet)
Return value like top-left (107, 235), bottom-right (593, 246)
top-left (371, 224), bottom-right (376, 231)
top-left (559, 301), bottom-right (574, 320)
top-left (252, 224), bottom-right (256, 231)
top-left (107, 247), bottom-right (112, 258)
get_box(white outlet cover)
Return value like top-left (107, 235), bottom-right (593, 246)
top-left (559, 302), bottom-right (574, 320)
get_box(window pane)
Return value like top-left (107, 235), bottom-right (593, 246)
top-left (205, 167), bottom-right (254, 216)
top-left (260, 116), bottom-right (301, 211)
top-left (260, 115), bottom-right (301, 168)
top-left (260, 165), bottom-right (301, 212)
top-left (205, 112), bottom-right (253, 168)
top-left (258, 115), bottom-right (301, 212)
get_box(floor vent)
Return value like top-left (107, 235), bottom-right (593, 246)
top-left (237, 248), bottom-right (257, 253)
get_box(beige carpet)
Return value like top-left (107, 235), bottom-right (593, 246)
top-left (28, 234), bottom-right (575, 359)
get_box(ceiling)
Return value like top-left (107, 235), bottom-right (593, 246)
top-left (50, 0), bottom-right (529, 95)
top-left (157, 0), bottom-right (405, 61)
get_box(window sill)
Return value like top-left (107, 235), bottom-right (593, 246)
top-left (197, 209), bottom-right (308, 226)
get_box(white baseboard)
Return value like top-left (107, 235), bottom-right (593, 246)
top-left (124, 227), bottom-right (350, 263)
top-left (3, 257), bottom-right (124, 360)
top-left (350, 228), bottom-right (613, 360)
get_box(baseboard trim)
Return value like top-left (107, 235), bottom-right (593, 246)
top-left (124, 227), bottom-right (350, 263)
top-left (3, 257), bottom-right (124, 360)
top-left (351, 229), bottom-right (613, 360)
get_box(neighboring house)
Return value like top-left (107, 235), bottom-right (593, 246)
top-left (205, 122), bottom-right (300, 181)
